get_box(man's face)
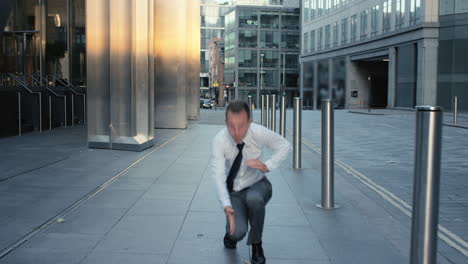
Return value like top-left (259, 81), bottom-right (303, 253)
top-left (226, 110), bottom-right (252, 144)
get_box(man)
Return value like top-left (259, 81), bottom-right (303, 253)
top-left (212, 100), bottom-right (291, 264)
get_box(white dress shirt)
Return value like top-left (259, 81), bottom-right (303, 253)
top-left (211, 123), bottom-right (292, 208)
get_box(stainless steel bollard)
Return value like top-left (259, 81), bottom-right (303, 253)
top-left (72, 94), bottom-right (75, 127)
top-left (271, 94), bottom-right (277, 132)
top-left (266, 94), bottom-right (270, 129)
top-left (18, 92), bottom-right (21, 136)
top-left (49, 96), bottom-right (52, 131)
top-left (410, 106), bottom-right (443, 264)
top-left (279, 94), bottom-right (286, 137)
top-left (248, 95), bottom-right (253, 121)
top-left (83, 94), bottom-right (87, 124)
top-left (454, 96), bottom-right (458, 124)
top-left (293, 97), bottom-right (301, 169)
top-left (316, 99), bottom-right (339, 209)
top-left (261, 95), bottom-right (266, 126)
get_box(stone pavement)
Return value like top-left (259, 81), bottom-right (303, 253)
top-left (0, 109), bottom-right (466, 263)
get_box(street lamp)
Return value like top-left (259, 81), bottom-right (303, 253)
top-left (260, 53), bottom-right (265, 93)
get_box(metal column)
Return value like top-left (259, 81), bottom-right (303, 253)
top-left (18, 92), bottom-right (21, 136)
top-left (271, 94), bottom-right (276, 132)
top-left (266, 94), bottom-right (270, 129)
top-left (248, 95), bottom-right (253, 120)
top-left (317, 99), bottom-right (339, 209)
top-left (453, 96), bottom-right (458, 124)
top-left (279, 93), bottom-right (286, 137)
top-left (261, 94), bottom-right (266, 126)
top-left (410, 106), bottom-right (443, 264)
top-left (293, 97), bottom-right (301, 169)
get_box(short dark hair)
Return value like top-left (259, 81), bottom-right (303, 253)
top-left (225, 100), bottom-right (251, 120)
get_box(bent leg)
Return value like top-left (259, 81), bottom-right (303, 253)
top-left (226, 192), bottom-right (248, 242)
top-left (245, 178), bottom-right (272, 245)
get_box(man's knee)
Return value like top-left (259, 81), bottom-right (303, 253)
top-left (230, 228), bottom-right (247, 241)
top-left (246, 192), bottom-right (266, 209)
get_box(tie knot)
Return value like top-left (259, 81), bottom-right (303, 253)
top-left (237, 143), bottom-right (244, 151)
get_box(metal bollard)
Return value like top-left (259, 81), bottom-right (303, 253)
top-left (266, 94), bottom-right (270, 129)
top-left (271, 94), bottom-right (277, 132)
top-left (261, 95), bottom-right (266, 126)
top-left (279, 93), bottom-right (286, 137)
top-left (316, 99), bottom-right (339, 209)
top-left (410, 106), bottom-right (443, 264)
top-left (18, 92), bottom-right (21, 136)
top-left (293, 97), bottom-right (301, 169)
top-left (454, 96), bottom-right (458, 124)
top-left (49, 96), bottom-right (52, 131)
top-left (72, 94), bottom-right (75, 127)
top-left (248, 95), bottom-right (253, 120)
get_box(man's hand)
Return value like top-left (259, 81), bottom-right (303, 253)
top-left (246, 159), bottom-right (270, 172)
top-left (224, 206), bottom-right (235, 235)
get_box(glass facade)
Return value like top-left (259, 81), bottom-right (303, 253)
top-left (383, 0), bottom-right (392, 33)
top-left (360, 10), bottom-right (368, 40)
top-left (224, 6), bottom-right (299, 103)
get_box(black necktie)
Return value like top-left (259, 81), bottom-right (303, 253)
top-left (226, 142), bottom-right (245, 193)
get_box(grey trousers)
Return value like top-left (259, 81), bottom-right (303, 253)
top-left (226, 177), bottom-right (273, 245)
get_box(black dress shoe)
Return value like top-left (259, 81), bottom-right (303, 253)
top-left (251, 242), bottom-right (266, 264)
top-left (223, 233), bottom-right (237, 249)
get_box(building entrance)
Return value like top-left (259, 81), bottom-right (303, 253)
top-left (351, 57), bottom-right (389, 109)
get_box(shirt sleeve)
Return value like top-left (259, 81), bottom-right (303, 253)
top-left (211, 134), bottom-right (232, 209)
top-left (261, 126), bottom-right (292, 171)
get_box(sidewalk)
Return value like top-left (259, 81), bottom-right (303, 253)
top-left (0, 109), bottom-right (465, 263)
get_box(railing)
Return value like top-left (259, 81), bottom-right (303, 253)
top-left (6, 73), bottom-right (42, 135)
top-left (30, 74), bottom-right (67, 130)
top-left (47, 75), bottom-right (86, 125)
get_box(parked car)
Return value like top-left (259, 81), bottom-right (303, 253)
top-left (201, 99), bottom-right (213, 109)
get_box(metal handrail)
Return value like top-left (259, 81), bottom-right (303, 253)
top-left (7, 73), bottom-right (42, 135)
top-left (47, 74), bottom-right (86, 125)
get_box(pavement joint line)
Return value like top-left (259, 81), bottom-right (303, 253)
top-left (299, 136), bottom-right (468, 257)
top-left (0, 131), bottom-right (184, 260)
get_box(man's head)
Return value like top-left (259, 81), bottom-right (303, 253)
top-left (225, 100), bottom-right (252, 143)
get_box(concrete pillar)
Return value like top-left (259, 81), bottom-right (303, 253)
top-left (186, 0), bottom-right (201, 120)
top-left (345, 56), bottom-right (351, 109)
top-left (328, 58), bottom-right (333, 100)
top-left (388, 47), bottom-right (397, 107)
top-left (154, 0), bottom-right (188, 128)
top-left (86, 0), bottom-right (154, 151)
top-left (417, 39), bottom-right (439, 105)
top-left (313, 60), bottom-right (318, 109)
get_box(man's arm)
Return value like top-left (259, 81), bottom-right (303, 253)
top-left (211, 135), bottom-right (231, 209)
top-left (261, 127), bottom-right (292, 171)
top-left (211, 134), bottom-right (235, 234)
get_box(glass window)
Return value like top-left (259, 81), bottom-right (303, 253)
top-left (383, 0), bottom-right (392, 32)
top-left (325, 24), bottom-right (331, 48)
top-left (284, 70), bottom-right (298, 87)
top-left (310, 30), bottom-right (316, 52)
top-left (238, 70), bottom-right (257, 87)
top-left (410, 0), bottom-right (421, 24)
top-left (303, 32), bottom-right (309, 53)
top-left (238, 49), bottom-right (257, 68)
top-left (260, 31), bottom-right (280, 48)
top-left (350, 15), bottom-right (357, 42)
top-left (239, 9), bottom-right (258, 28)
top-left (261, 70), bottom-right (279, 87)
top-left (225, 31), bottom-right (236, 50)
top-left (260, 14), bottom-right (279, 29)
top-left (341, 18), bottom-right (348, 44)
top-left (281, 15), bottom-right (299, 30)
top-left (224, 49), bottom-right (236, 69)
top-left (281, 31), bottom-right (300, 49)
top-left (304, 0), bottom-right (310, 23)
top-left (239, 30), bottom-right (257, 48)
top-left (395, 0), bottom-right (405, 29)
top-left (371, 5), bottom-right (379, 36)
top-left (317, 27), bottom-right (323, 50)
top-left (260, 50), bottom-right (279, 68)
top-left (360, 10), bottom-right (368, 40)
top-left (318, 0), bottom-right (323, 16)
top-left (201, 6), bottom-right (224, 27)
top-left (225, 10), bottom-right (236, 30)
top-left (311, 0), bottom-right (317, 20)
top-left (333, 22), bottom-right (339, 47)
top-left (281, 53), bottom-right (299, 69)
